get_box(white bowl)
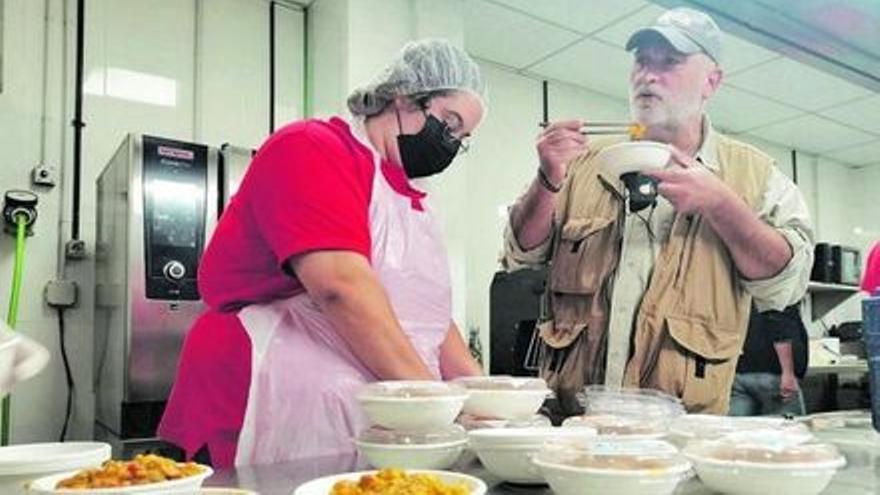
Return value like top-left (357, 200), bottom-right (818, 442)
top-left (358, 381), bottom-right (468, 430)
top-left (293, 470), bottom-right (486, 495)
top-left (533, 439), bottom-right (692, 495)
top-left (668, 414), bottom-right (811, 448)
top-left (595, 141), bottom-right (672, 178)
top-left (0, 442), bottom-right (110, 495)
top-left (28, 464), bottom-right (213, 494)
top-left (562, 414), bottom-right (667, 440)
top-left (355, 440), bottom-right (466, 470)
top-left (685, 441), bottom-right (845, 495)
top-left (453, 376), bottom-right (549, 420)
top-left (468, 427), bottom-right (597, 484)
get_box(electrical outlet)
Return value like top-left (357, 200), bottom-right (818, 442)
top-left (45, 280), bottom-right (78, 308)
top-left (31, 164), bottom-right (57, 187)
top-left (65, 239), bottom-right (86, 260)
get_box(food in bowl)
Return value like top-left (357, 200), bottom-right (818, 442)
top-left (54, 454), bottom-right (204, 489)
top-left (533, 439), bottom-right (692, 495)
top-left (684, 438), bottom-right (846, 495)
top-left (330, 468), bottom-right (469, 495)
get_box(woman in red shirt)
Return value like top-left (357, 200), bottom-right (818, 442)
top-left (159, 39), bottom-right (487, 467)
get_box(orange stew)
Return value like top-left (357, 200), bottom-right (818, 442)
top-left (55, 454), bottom-right (204, 489)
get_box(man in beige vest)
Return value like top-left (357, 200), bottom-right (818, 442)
top-left (503, 8), bottom-right (813, 415)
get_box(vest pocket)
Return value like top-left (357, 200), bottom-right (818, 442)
top-left (550, 217), bottom-right (615, 294)
top-left (664, 316), bottom-right (742, 413)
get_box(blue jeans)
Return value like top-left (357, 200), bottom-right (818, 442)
top-left (729, 372), bottom-right (805, 416)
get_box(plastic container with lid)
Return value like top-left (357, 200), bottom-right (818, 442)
top-left (580, 386), bottom-right (685, 419)
top-left (803, 410), bottom-right (880, 469)
top-left (668, 414), bottom-right (812, 447)
top-left (357, 381), bottom-right (468, 430)
top-left (452, 376), bottom-right (550, 420)
top-left (684, 432), bottom-right (846, 495)
top-left (457, 413), bottom-right (551, 431)
top-left (354, 424), bottom-right (467, 470)
top-left (532, 439), bottom-right (692, 495)
top-left (0, 442), bottom-right (111, 494)
top-left (467, 426), bottom-right (598, 484)
top-left (562, 414), bottom-right (667, 439)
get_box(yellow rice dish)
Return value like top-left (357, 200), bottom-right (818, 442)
top-left (55, 453), bottom-right (204, 489)
top-left (330, 468), bottom-right (470, 495)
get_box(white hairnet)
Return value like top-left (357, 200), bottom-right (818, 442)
top-left (347, 39), bottom-right (487, 117)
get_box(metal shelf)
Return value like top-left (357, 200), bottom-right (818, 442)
top-left (808, 281), bottom-right (860, 321)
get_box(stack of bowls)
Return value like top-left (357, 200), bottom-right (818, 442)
top-left (355, 380), bottom-right (469, 470)
top-left (532, 438), bottom-right (692, 495)
top-left (683, 430), bottom-right (846, 495)
top-left (467, 427), bottom-right (597, 484)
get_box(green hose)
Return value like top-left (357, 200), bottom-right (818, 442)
top-left (2, 214), bottom-right (28, 446)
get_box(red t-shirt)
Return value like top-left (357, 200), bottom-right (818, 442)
top-left (198, 117), bottom-right (424, 311)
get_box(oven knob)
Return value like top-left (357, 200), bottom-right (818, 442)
top-left (163, 260), bottom-right (186, 281)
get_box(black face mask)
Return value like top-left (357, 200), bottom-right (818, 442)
top-left (397, 112), bottom-right (461, 179)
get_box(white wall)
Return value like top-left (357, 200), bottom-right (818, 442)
top-left (0, 0), bottom-right (304, 443)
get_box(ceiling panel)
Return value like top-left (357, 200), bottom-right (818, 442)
top-left (721, 36), bottom-right (780, 75)
top-left (489, 0), bottom-right (649, 35)
top-left (726, 58), bottom-right (873, 111)
top-left (747, 114), bottom-right (875, 154)
top-left (592, 4), bottom-right (665, 48)
top-left (464, 0), bottom-right (581, 69)
top-left (708, 84), bottom-right (803, 133)
top-left (819, 95), bottom-right (880, 136)
top-left (526, 37), bottom-right (633, 100)
top-left (823, 139), bottom-right (880, 167)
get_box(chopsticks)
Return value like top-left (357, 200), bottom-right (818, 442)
top-left (539, 121), bottom-right (646, 138)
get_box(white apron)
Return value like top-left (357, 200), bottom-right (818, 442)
top-left (233, 128), bottom-right (453, 466)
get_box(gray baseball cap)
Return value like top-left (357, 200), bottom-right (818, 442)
top-left (626, 7), bottom-right (722, 64)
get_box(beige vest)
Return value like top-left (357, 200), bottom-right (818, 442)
top-left (539, 134), bottom-right (772, 414)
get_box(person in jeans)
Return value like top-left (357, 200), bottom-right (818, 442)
top-left (730, 303), bottom-right (808, 416)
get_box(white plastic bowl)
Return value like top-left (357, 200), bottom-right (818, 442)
top-left (358, 381), bottom-right (469, 430)
top-left (595, 141), bottom-right (672, 178)
top-left (685, 440), bottom-right (845, 495)
top-left (293, 470), bottom-right (486, 495)
top-left (453, 376), bottom-right (549, 420)
top-left (533, 439), bottom-right (692, 495)
top-left (355, 440), bottom-right (466, 470)
top-left (0, 442), bottom-right (111, 495)
top-left (668, 414), bottom-right (811, 448)
top-left (468, 427), bottom-right (597, 484)
top-left (28, 464), bottom-right (213, 494)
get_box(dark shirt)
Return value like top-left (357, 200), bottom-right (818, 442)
top-left (736, 303), bottom-right (809, 378)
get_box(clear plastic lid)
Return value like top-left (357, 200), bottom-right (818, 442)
top-left (801, 410), bottom-right (873, 431)
top-left (684, 435), bottom-right (844, 467)
top-left (670, 414), bottom-right (811, 441)
top-left (357, 424), bottom-right (467, 445)
top-left (452, 375), bottom-right (548, 391)
top-left (458, 413), bottom-right (551, 431)
top-left (358, 380), bottom-right (468, 399)
top-left (534, 438), bottom-right (691, 474)
top-left (581, 386), bottom-right (685, 419)
top-left (562, 414), bottom-right (667, 437)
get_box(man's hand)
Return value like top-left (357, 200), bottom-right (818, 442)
top-left (642, 147), bottom-right (734, 216)
top-left (779, 371), bottom-right (799, 402)
top-left (537, 120), bottom-right (587, 185)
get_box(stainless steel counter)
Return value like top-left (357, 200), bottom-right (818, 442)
top-left (207, 452), bottom-right (879, 495)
